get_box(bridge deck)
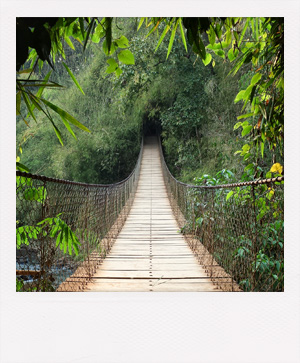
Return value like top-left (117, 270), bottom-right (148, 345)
top-left (86, 137), bottom-right (218, 292)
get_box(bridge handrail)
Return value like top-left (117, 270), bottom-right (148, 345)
top-left (158, 135), bottom-right (284, 292)
top-left (16, 139), bottom-right (144, 292)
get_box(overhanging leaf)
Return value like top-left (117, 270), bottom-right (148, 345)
top-left (137, 17), bottom-right (145, 31)
top-left (16, 92), bottom-right (21, 115)
top-left (106, 58), bottom-right (118, 74)
top-left (237, 113), bottom-right (254, 120)
top-left (234, 90), bottom-right (245, 103)
top-left (40, 98), bottom-right (90, 133)
top-left (64, 35), bottom-right (75, 50)
top-left (202, 53), bottom-right (212, 66)
top-left (251, 73), bottom-right (262, 85)
top-left (115, 35), bottom-right (129, 48)
top-left (166, 19), bottom-right (179, 59)
top-left (62, 62), bottom-right (85, 95)
top-left (117, 49), bottom-right (135, 65)
top-left (242, 125), bottom-right (252, 137)
top-left (155, 25), bottom-right (170, 52)
top-left (60, 115), bottom-right (77, 140)
top-left (16, 162), bottom-right (30, 172)
top-left (179, 19), bottom-right (187, 52)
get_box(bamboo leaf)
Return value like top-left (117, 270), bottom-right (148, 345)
top-left (62, 62), bottom-right (85, 95)
top-left (16, 92), bottom-right (21, 115)
top-left (83, 18), bottom-right (96, 51)
top-left (260, 141), bottom-right (265, 158)
top-left (238, 18), bottom-right (249, 47)
top-left (40, 98), bottom-right (90, 133)
top-left (234, 90), bottom-right (245, 103)
top-left (155, 25), bottom-right (170, 52)
top-left (51, 121), bottom-right (64, 146)
top-left (226, 191), bottom-right (234, 201)
top-left (237, 113), bottom-right (254, 120)
top-left (21, 90), bottom-right (36, 121)
top-left (16, 162), bottom-right (30, 172)
top-left (36, 71), bottom-right (52, 99)
top-left (179, 19), bottom-right (187, 52)
top-left (137, 17), bottom-right (145, 31)
top-left (79, 18), bottom-right (86, 40)
top-left (166, 19), bottom-right (179, 59)
top-left (64, 35), bottom-right (75, 50)
top-left (17, 69), bottom-right (33, 74)
top-left (60, 115), bottom-right (77, 140)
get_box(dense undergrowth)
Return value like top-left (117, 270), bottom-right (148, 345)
top-left (16, 17), bottom-right (284, 292)
top-left (17, 18), bottom-right (250, 185)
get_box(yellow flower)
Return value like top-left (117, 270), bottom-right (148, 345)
top-left (270, 163), bottom-right (283, 175)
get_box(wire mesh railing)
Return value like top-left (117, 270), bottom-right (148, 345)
top-left (16, 141), bottom-right (143, 292)
top-left (158, 137), bottom-right (284, 292)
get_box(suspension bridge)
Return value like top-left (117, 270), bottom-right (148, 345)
top-left (16, 135), bottom-right (284, 292)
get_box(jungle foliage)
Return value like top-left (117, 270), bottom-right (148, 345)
top-left (16, 17), bottom-right (284, 292)
top-left (17, 17), bottom-right (283, 184)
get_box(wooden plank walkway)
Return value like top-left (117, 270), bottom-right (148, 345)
top-left (86, 136), bottom-right (218, 292)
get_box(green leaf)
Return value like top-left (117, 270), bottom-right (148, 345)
top-left (21, 90), bottom-right (36, 121)
top-left (260, 141), bottom-right (265, 158)
top-left (115, 35), bottom-right (129, 48)
top-left (166, 19), bottom-right (179, 59)
top-left (202, 53), bottom-right (212, 66)
top-left (243, 84), bottom-right (253, 101)
top-left (102, 39), bottom-right (116, 55)
top-left (40, 98), bottom-right (90, 133)
top-left (179, 19), bottom-right (187, 52)
top-left (16, 92), bottom-right (21, 115)
top-left (60, 115), bottom-right (77, 140)
top-left (35, 71), bottom-right (52, 99)
top-left (214, 49), bottom-right (225, 59)
top-left (192, 37), bottom-right (206, 59)
top-left (242, 125), bottom-right (252, 137)
top-left (79, 18), bottom-right (86, 39)
top-left (23, 188), bottom-right (40, 201)
top-left (137, 17), bottom-right (145, 31)
top-left (115, 67), bottom-right (123, 78)
top-left (234, 90), bottom-right (245, 103)
top-left (83, 18), bottom-right (96, 51)
top-left (91, 23), bottom-right (105, 43)
top-left (242, 144), bottom-right (250, 153)
top-left (64, 35), bottom-right (75, 50)
top-left (237, 113), bottom-right (254, 120)
top-left (238, 18), bottom-right (249, 47)
top-left (206, 43), bottom-right (221, 51)
top-left (106, 58), bottom-right (118, 74)
top-left (207, 25), bottom-right (216, 45)
top-left (52, 122), bottom-right (63, 146)
top-left (155, 25), bottom-right (170, 52)
top-left (228, 48), bottom-right (239, 62)
top-left (62, 62), bottom-right (85, 95)
top-left (234, 122), bottom-right (242, 130)
top-left (251, 73), bottom-right (262, 85)
top-left (226, 191), bottom-right (234, 201)
top-left (16, 162), bottom-right (30, 172)
top-left (117, 49), bottom-right (135, 65)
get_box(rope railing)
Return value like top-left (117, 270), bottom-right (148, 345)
top-left (16, 140), bottom-right (143, 292)
top-left (158, 137), bottom-right (284, 292)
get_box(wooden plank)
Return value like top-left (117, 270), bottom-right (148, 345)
top-left (86, 137), bottom-right (219, 292)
